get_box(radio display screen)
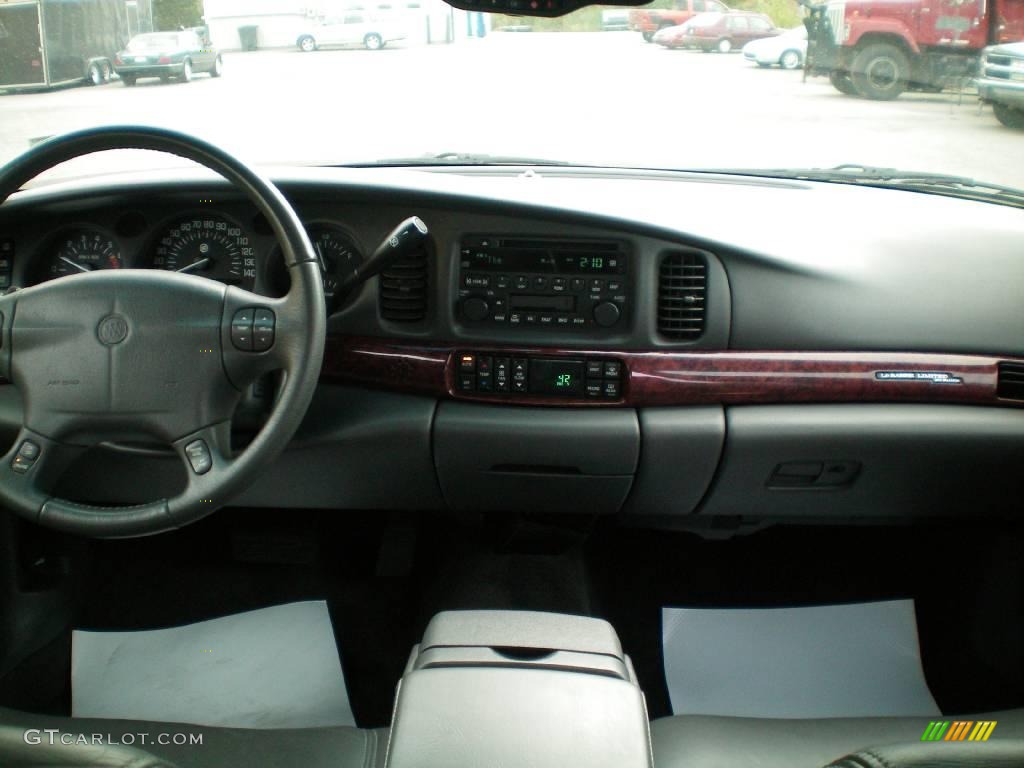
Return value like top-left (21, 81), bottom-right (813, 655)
top-left (528, 358), bottom-right (585, 396)
top-left (462, 249), bottom-right (624, 275)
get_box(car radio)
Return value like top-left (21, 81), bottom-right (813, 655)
top-left (457, 236), bottom-right (630, 331)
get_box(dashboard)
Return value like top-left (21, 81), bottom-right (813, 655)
top-left (2, 165), bottom-right (1024, 529)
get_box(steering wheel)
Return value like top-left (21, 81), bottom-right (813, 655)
top-left (0, 126), bottom-right (326, 538)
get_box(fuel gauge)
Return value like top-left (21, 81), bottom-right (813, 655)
top-left (307, 224), bottom-right (362, 308)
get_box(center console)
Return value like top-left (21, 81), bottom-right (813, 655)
top-left (383, 610), bottom-right (653, 768)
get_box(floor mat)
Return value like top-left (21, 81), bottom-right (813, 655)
top-left (72, 600), bottom-right (354, 728)
top-left (662, 599), bottom-right (940, 718)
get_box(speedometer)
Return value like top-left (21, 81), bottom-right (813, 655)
top-left (153, 215), bottom-right (255, 289)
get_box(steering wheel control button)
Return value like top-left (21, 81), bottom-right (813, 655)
top-left (231, 308), bottom-right (254, 351)
top-left (11, 440), bottom-right (41, 474)
top-left (252, 309), bottom-right (276, 352)
top-left (184, 439), bottom-right (212, 475)
top-left (97, 314), bottom-right (129, 346)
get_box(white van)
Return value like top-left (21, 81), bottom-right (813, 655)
top-left (296, 10), bottom-right (407, 51)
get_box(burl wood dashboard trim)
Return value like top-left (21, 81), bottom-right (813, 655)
top-left (322, 335), bottom-right (1023, 408)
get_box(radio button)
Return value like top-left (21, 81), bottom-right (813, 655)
top-left (608, 281), bottom-right (622, 292)
top-left (525, 313), bottom-right (538, 324)
top-left (539, 314), bottom-right (555, 325)
top-left (510, 312), bottom-right (523, 325)
top-left (593, 301), bottom-right (621, 328)
top-left (533, 276), bottom-right (548, 289)
top-left (462, 297), bottom-right (490, 322)
top-left (514, 275), bottom-right (529, 290)
top-left (496, 274), bottom-right (510, 289)
top-left (555, 314), bottom-right (570, 326)
top-left (570, 278), bottom-right (586, 292)
top-left (590, 279), bottom-right (605, 292)
top-left (552, 278), bottom-right (567, 292)
top-left (570, 315), bottom-right (586, 326)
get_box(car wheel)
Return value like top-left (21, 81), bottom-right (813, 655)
top-left (850, 42), bottom-right (909, 101)
top-left (180, 58), bottom-right (193, 83)
top-left (88, 63), bottom-right (103, 86)
top-left (364, 33), bottom-right (383, 50)
top-left (829, 69), bottom-right (859, 96)
top-left (780, 49), bottom-right (801, 70)
top-left (211, 55), bottom-right (223, 77)
top-left (642, 31), bottom-right (654, 42)
top-left (993, 102), bottom-right (1024, 130)
top-left (717, 38), bottom-right (732, 54)
top-left (298, 35), bottom-right (316, 52)
top-left (121, 75), bottom-right (136, 87)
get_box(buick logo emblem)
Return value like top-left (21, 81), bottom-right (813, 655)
top-left (97, 314), bottom-right (129, 345)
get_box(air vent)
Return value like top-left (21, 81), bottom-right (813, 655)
top-left (658, 251), bottom-right (707, 339)
top-left (997, 362), bottom-right (1024, 401)
top-left (379, 248), bottom-right (428, 322)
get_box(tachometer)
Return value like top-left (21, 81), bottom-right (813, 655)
top-left (153, 215), bottom-right (255, 289)
top-left (47, 228), bottom-right (122, 280)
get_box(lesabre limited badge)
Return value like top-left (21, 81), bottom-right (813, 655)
top-left (875, 371), bottom-right (963, 384)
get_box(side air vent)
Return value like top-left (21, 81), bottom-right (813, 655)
top-left (380, 248), bottom-right (429, 322)
top-left (658, 251), bottom-right (707, 339)
top-left (997, 362), bottom-right (1024, 401)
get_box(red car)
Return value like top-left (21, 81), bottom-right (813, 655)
top-left (679, 11), bottom-right (780, 53)
top-left (628, 0), bottom-right (729, 43)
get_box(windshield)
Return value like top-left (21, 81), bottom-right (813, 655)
top-left (1, 0), bottom-right (1023, 192)
top-left (125, 33), bottom-right (182, 50)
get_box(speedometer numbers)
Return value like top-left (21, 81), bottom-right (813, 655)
top-left (48, 228), bottom-right (123, 279)
top-left (154, 216), bottom-right (256, 290)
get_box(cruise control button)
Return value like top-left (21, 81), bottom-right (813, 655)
top-left (184, 439), bottom-right (212, 475)
top-left (230, 308), bottom-right (254, 351)
top-left (253, 309), bottom-right (275, 352)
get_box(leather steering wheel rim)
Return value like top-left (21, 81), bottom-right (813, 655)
top-left (0, 126), bottom-right (326, 537)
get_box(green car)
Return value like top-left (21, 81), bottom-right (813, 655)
top-left (113, 30), bottom-right (223, 86)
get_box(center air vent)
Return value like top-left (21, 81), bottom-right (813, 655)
top-left (380, 248), bottom-right (429, 322)
top-left (997, 362), bottom-right (1024, 401)
top-left (658, 251), bottom-right (707, 339)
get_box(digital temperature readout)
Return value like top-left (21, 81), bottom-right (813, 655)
top-left (529, 359), bottom-right (584, 395)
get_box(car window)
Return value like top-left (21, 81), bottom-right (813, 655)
top-left (693, 0), bottom-right (705, 12)
top-left (688, 13), bottom-right (723, 27)
top-left (749, 17), bottom-right (772, 31)
top-left (727, 15), bottom-right (749, 30)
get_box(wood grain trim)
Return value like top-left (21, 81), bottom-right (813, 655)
top-left (322, 335), bottom-right (1023, 408)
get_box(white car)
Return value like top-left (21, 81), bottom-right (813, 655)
top-left (741, 25), bottom-right (806, 69)
top-left (297, 14), bottom-right (407, 52)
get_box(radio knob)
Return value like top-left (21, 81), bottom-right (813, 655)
top-left (593, 301), bottom-right (620, 328)
top-left (462, 297), bottom-right (490, 322)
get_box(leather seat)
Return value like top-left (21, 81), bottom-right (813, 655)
top-left (650, 709), bottom-right (1024, 768)
top-left (826, 739), bottom-right (1024, 768)
top-left (0, 707), bottom-right (387, 768)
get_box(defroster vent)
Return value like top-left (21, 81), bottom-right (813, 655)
top-left (380, 248), bottom-right (429, 322)
top-left (997, 362), bottom-right (1024, 401)
top-left (658, 251), bottom-right (707, 339)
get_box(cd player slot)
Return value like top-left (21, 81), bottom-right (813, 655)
top-left (510, 295), bottom-right (576, 312)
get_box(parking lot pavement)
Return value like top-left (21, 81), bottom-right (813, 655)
top-left (2, 31), bottom-right (1022, 189)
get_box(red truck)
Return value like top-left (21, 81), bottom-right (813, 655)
top-left (803, 0), bottom-right (1024, 99)
top-left (629, 0), bottom-right (730, 42)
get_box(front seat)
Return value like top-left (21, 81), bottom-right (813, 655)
top-left (650, 709), bottom-right (1024, 768)
top-left (0, 707), bottom-right (387, 768)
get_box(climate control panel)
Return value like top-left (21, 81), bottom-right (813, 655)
top-left (457, 236), bottom-right (630, 332)
top-left (455, 352), bottom-right (623, 400)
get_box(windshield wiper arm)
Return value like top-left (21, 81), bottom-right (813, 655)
top-left (700, 164), bottom-right (1024, 208)
top-left (343, 151), bottom-right (571, 168)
